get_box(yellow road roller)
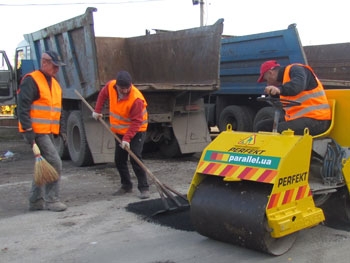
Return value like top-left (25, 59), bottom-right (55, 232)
top-left (188, 89), bottom-right (350, 255)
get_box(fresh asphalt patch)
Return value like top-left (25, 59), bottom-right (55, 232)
top-left (126, 197), bottom-right (350, 234)
top-left (126, 197), bottom-right (195, 232)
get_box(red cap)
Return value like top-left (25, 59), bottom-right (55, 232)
top-left (257, 60), bottom-right (280, 82)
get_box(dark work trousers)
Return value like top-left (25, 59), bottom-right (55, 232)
top-left (114, 132), bottom-right (149, 192)
top-left (254, 117), bottom-right (331, 136)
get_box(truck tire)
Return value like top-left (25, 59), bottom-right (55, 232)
top-left (218, 105), bottom-right (254, 132)
top-left (253, 106), bottom-right (274, 131)
top-left (53, 135), bottom-right (70, 160)
top-left (159, 136), bottom-right (181, 158)
top-left (253, 107), bottom-right (284, 131)
top-left (67, 111), bottom-right (93, 167)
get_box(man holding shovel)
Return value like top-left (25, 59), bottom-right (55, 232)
top-left (17, 50), bottom-right (67, 212)
top-left (92, 70), bottom-right (150, 199)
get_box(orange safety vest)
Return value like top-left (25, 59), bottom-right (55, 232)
top-left (281, 64), bottom-right (331, 121)
top-left (18, 71), bottom-right (62, 134)
top-left (107, 80), bottom-right (148, 135)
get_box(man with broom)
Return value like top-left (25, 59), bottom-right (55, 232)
top-left (17, 50), bottom-right (67, 212)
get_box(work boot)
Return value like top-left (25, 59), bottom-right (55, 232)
top-left (46, 201), bottom-right (67, 212)
top-left (29, 198), bottom-right (44, 211)
top-left (139, 190), bottom-right (150, 199)
top-left (112, 188), bottom-right (132, 196)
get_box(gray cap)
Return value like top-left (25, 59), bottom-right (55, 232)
top-left (43, 50), bottom-right (66, 66)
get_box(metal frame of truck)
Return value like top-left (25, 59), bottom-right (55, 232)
top-left (0, 7), bottom-right (223, 166)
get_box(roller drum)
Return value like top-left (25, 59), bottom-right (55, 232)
top-left (190, 176), bottom-right (297, 255)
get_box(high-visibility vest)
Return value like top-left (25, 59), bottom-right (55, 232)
top-left (107, 80), bottom-right (148, 135)
top-left (18, 71), bottom-right (62, 134)
top-left (281, 64), bottom-right (331, 121)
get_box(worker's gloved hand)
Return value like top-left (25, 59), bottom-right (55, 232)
top-left (265, 85), bottom-right (280, 96)
top-left (120, 140), bottom-right (130, 150)
top-left (92, 111), bottom-right (103, 120)
top-left (23, 130), bottom-right (36, 145)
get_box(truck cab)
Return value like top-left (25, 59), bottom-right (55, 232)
top-left (0, 41), bottom-right (34, 116)
top-left (0, 51), bottom-right (17, 110)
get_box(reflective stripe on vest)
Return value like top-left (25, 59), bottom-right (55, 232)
top-left (281, 64), bottom-right (331, 121)
top-left (107, 80), bottom-right (148, 135)
top-left (18, 71), bottom-right (62, 134)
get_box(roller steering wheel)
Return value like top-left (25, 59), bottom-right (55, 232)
top-left (257, 96), bottom-right (301, 109)
top-left (256, 96), bottom-right (301, 133)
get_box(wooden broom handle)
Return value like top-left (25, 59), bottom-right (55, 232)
top-left (73, 89), bottom-right (185, 201)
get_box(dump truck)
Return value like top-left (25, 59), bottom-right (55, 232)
top-left (205, 23), bottom-right (350, 133)
top-left (0, 7), bottom-right (223, 166)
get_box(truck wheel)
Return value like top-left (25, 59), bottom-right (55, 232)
top-left (218, 105), bottom-right (254, 132)
top-left (253, 106), bottom-right (273, 131)
top-left (253, 107), bottom-right (284, 131)
top-left (53, 135), bottom-right (70, 160)
top-left (159, 136), bottom-right (181, 158)
top-left (67, 111), bottom-right (93, 167)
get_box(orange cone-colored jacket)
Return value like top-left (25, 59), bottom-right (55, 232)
top-left (107, 80), bottom-right (148, 135)
top-left (18, 71), bottom-right (62, 134)
top-left (281, 64), bottom-right (331, 121)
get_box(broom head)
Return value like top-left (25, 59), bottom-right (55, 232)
top-left (32, 143), bottom-right (59, 186)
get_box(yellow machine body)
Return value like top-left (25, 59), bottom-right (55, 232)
top-left (188, 128), bottom-right (324, 238)
top-left (324, 89), bottom-right (350, 192)
top-left (188, 89), bottom-right (350, 255)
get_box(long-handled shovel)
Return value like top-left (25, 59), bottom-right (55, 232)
top-left (74, 90), bottom-right (189, 215)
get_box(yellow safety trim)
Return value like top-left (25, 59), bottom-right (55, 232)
top-left (313, 99), bottom-right (335, 139)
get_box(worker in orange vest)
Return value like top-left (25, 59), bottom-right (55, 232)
top-left (255, 60), bottom-right (331, 135)
top-left (92, 71), bottom-right (150, 199)
top-left (17, 50), bottom-right (67, 212)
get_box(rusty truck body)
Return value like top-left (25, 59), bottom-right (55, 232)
top-left (0, 7), bottom-right (223, 166)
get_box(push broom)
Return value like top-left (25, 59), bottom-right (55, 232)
top-left (32, 142), bottom-right (59, 186)
top-left (74, 89), bottom-right (189, 215)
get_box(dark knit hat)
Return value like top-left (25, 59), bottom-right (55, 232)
top-left (116, 71), bottom-right (132, 88)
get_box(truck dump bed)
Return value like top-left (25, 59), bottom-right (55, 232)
top-left (304, 43), bottom-right (350, 81)
top-left (219, 24), bottom-right (306, 95)
top-left (304, 43), bottom-right (350, 89)
top-left (21, 7), bottom-right (224, 163)
top-left (24, 7), bottom-right (223, 99)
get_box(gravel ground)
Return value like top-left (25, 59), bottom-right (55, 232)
top-left (2, 133), bottom-right (350, 263)
top-left (0, 134), bottom-right (199, 262)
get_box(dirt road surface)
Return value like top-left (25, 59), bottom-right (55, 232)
top-left (1, 134), bottom-right (350, 263)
